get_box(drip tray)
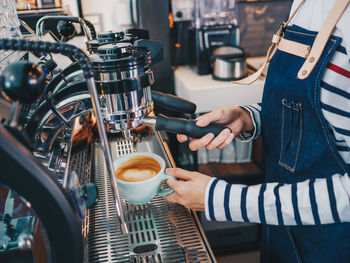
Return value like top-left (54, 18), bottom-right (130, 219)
top-left (86, 136), bottom-right (213, 263)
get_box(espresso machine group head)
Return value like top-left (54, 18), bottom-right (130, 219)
top-left (86, 30), bottom-right (141, 54)
top-left (88, 41), bottom-right (229, 139)
top-left (28, 22), bottom-right (229, 145)
top-left (90, 42), bottom-right (154, 133)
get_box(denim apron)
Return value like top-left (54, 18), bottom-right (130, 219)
top-left (260, 25), bottom-right (350, 263)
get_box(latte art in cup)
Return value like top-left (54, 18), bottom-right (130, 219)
top-left (115, 155), bottom-right (161, 182)
top-left (114, 152), bottom-right (174, 204)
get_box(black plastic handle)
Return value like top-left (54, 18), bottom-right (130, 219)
top-left (134, 39), bottom-right (163, 65)
top-left (155, 114), bottom-right (230, 139)
top-left (126, 28), bottom-right (149, 40)
top-left (152, 91), bottom-right (196, 114)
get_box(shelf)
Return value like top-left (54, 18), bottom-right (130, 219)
top-left (17, 7), bottom-right (64, 15)
top-left (174, 64), bottom-right (265, 113)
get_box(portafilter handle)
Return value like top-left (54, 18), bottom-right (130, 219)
top-left (143, 114), bottom-right (230, 139)
top-left (0, 38), bottom-right (129, 234)
top-left (151, 91), bottom-right (196, 114)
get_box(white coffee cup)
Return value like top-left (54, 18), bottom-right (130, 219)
top-left (114, 152), bottom-right (174, 204)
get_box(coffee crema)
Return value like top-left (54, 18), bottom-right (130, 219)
top-left (115, 155), bottom-right (161, 182)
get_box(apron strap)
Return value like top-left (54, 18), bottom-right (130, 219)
top-left (234, 0), bottom-right (349, 85)
top-left (278, 38), bottom-right (310, 59)
top-left (298, 0), bottom-right (350, 79)
top-left (233, 0), bottom-right (307, 85)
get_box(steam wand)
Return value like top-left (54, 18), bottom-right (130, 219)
top-left (0, 39), bottom-right (129, 234)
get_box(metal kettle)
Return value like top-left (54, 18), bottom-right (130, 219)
top-left (212, 46), bottom-right (247, 81)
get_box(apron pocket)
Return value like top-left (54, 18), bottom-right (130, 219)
top-left (278, 99), bottom-right (303, 172)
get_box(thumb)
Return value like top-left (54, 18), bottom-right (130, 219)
top-left (196, 110), bottom-right (222, 127)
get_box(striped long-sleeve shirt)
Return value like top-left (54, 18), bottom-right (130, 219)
top-left (205, 0), bottom-right (350, 225)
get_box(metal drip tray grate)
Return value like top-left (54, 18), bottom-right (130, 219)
top-left (86, 137), bottom-right (213, 263)
top-left (69, 147), bottom-right (91, 185)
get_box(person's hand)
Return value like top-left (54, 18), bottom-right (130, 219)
top-left (165, 168), bottom-right (212, 211)
top-left (177, 106), bottom-right (254, 151)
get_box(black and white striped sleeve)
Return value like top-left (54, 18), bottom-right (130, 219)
top-left (237, 103), bottom-right (262, 142)
top-left (204, 173), bottom-right (350, 225)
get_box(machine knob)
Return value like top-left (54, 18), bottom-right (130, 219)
top-left (0, 61), bottom-right (46, 103)
top-left (175, 11), bottom-right (183, 18)
top-left (57, 20), bottom-right (76, 40)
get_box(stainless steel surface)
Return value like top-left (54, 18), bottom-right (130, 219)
top-left (81, 131), bottom-right (216, 262)
top-left (31, 77), bottom-right (132, 233)
top-left (19, 20), bottom-right (36, 38)
top-left (213, 46), bottom-right (242, 56)
top-left (33, 93), bottom-right (92, 155)
top-left (89, 41), bottom-right (154, 134)
top-left (96, 68), bottom-right (150, 82)
top-left (212, 46), bottom-right (247, 80)
top-left (7, 102), bottom-right (23, 128)
top-left (52, 70), bottom-right (84, 94)
top-left (17, 233), bottom-right (34, 250)
top-left (31, 82), bottom-right (152, 232)
top-left (101, 87), bottom-right (153, 132)
top-left (213, 57), bottom-right (247, 80)
top-left (86, 77), bottom-right (128, 234)
top-left (141, 117), bottom-right (157, 127)
top-left (93, 55), bottom-right (154, 132)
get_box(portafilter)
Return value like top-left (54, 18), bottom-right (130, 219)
top-left (90, 42), bottom-right (154, 132)
top-left (89, 42), bottom-right (229, 137)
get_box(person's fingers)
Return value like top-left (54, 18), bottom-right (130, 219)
top-left (166, 178), bottom-right (180, 189)
top-left (206, 128), bottom-right (231, 150)
top-left (188, 133), bottom-right (215, 151)
top-left (166, 172), bottom-right (212, 210)
top-left (166, 168), bottom-right (193, 180)
top-left (177, 134), bottom-right (188, 143)
top-left (166, 192), bottom-right (178, 203)
top-left (229, 118), bottom-right (244, 136)
top-left (217, 133), bottom-right (235, 149)
top-left (196, 110), bottom-right (223, 127)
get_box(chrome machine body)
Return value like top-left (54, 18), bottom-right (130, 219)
top-left (91, 42), bottom-right (154, 132)
top-left (73, 124), bottom-right (216, 262)
top-left (27, 87), bottom-right (217, 262)
top-left (2, 27), bottom-right (217, 262)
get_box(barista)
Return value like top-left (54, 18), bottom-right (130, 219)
top-left (166, 0), bottom-right (350, 262)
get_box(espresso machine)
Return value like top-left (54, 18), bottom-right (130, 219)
top-left (0, 12), bottom-right (222, 262)
top-left (189, 0), bottom-right (240, 75)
